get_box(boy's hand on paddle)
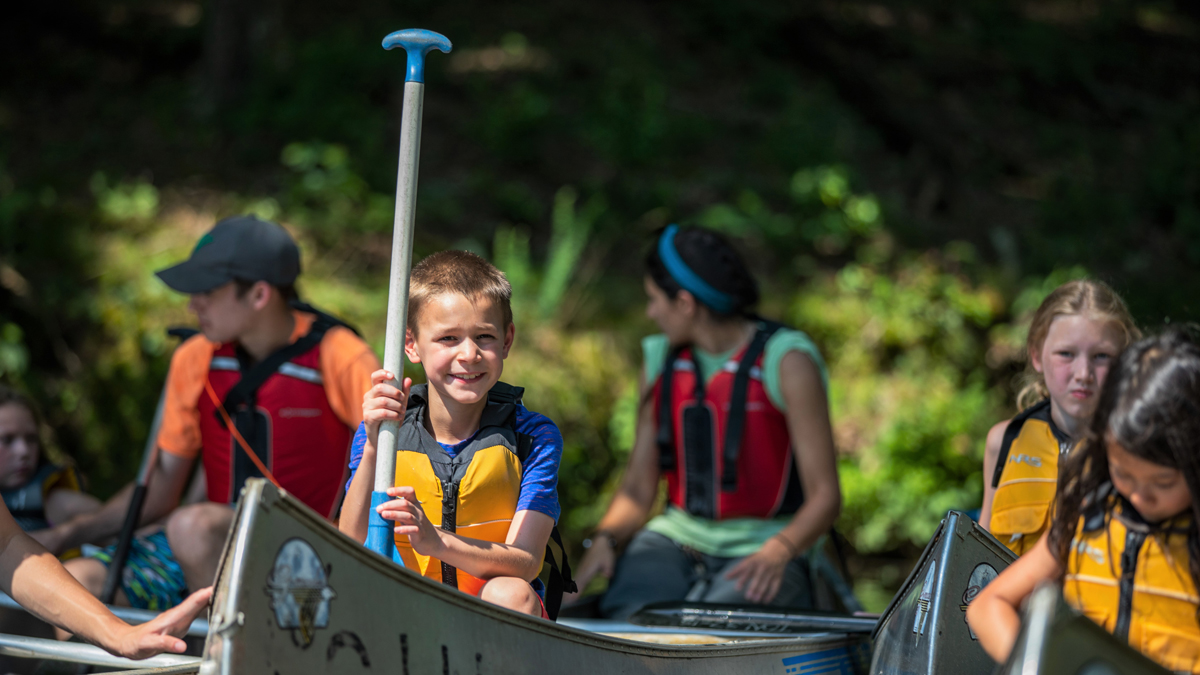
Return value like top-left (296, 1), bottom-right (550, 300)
top-left (110, 586), bottom-right (212, 659)
top-left (362, 370), bottom-right (412, 450)
top-left (723, 537), bottom-right (793, 604)
top-left (378, 486), bottom-right (443, 557)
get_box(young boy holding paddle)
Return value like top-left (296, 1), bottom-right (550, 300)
top-left (340, 250), bottom-right (572, 619)
top-left (41, 215), bottom-right (380, 611)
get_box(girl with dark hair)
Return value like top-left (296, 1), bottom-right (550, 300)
top-left (968, 329), bottom-right (1200, 673)
top-left (572, 225), bottom-right (842, 619)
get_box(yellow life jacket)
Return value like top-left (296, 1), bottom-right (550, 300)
top-left (391, 382), bottom-right (575, 618)
top-left (1063, 485), bottom-right (1200, 673)
top-left (989, 399), bottom-right (1072, 555)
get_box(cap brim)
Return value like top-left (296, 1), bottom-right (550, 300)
top-left (155, 260), bottom-right (233, 294)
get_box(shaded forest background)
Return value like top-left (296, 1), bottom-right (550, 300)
top-left (2, 0), bottom-right (1198, 609)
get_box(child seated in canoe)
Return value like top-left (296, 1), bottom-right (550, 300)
top-left (44, 215), bottom-right (379, 612)
top-left (968, 328), bottom-right (1200, 673)
top-left (0, 385), bottom-right (100, 548)
top-left (339, 251), bottom-right (573, 619)
top-left (980, 280), bottom-right (1139, 554)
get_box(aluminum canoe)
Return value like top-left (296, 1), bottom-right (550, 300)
top-left (128, 479), bottom-right (869, 675)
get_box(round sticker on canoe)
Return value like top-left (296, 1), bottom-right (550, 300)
top-left (959, 563), bottom-right (998, 640)
top-left (265, 538), bottom-right (337, 648)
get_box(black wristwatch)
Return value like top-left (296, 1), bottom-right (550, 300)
top-left (582, 530), bottom-right (618, 550)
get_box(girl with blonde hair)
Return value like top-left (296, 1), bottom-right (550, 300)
top-left (980, 279), bottom-right (1140, 555)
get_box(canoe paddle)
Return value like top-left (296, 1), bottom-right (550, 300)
top-left (366, 29), bottom-right (452, 561)
top-left (99, 327), bottom-right (198, 604)
top-left (629, 602), bottom-right (879, 635)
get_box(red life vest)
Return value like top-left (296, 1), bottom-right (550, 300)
top-left (654, 323), bottom-right (804, 520)
top-left (197, 319), bottom-right (353, 518)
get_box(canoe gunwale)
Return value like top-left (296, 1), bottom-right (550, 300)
top-left (210, 480), bottom-right (868, 666)
top-left (207, 482), bottom-right (264, 675)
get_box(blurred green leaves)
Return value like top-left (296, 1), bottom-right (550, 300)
top-left (699, 166), bottom-right (884, 261)
top-left (0, 323), bottom-right (28, 379)
top-left (90, 174), bottom-right (160, 224)
top-left (281, 141), bottom-right (393, 243)
top-left (494, 185), bottom-right (606, 324)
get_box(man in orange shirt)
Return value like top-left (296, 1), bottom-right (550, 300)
top-left (37, 215), bottom-right (379, 610)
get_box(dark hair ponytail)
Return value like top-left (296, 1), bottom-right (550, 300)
top-left (645, 226), bottom-right (759, 319)
top-left (1049, 327), bottom-right (1200, 619)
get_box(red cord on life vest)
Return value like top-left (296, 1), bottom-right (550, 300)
top-left (203, 379), bottom-right (284, 491)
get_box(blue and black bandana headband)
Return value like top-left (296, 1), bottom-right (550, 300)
top-left (657, 224), bottom-right (736, 315)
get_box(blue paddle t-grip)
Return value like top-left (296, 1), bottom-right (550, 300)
top-left (366, 490), bottom-right (402, 565)
top-left (382, 29), bottom-right (452, 83)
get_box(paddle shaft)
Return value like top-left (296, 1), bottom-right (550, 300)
top-left (366, 81), bottom-right (425, 561)
top-left (98, 328), bottom-right (198, 603)
top-left (99, 381), bottom-right (167, 604)
top-left (366, 28), bottom-right (451, 561)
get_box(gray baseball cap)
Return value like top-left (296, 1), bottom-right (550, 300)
top-left (155, 215), bottom-right (301, 294)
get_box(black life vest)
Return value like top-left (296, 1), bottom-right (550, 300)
top-left (2, 463), bottom-right (82, 531)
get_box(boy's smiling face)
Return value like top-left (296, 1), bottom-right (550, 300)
top-left (406, 292), bottom-right (514, 409)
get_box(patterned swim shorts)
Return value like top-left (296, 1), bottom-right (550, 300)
top-left (88, 529), bottom-right (189, 610)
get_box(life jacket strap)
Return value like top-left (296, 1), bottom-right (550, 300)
top-left (656, 345), bottom-right (685, 472)
top-left (720, 321), bottom-right (782, 490)
top-left (543, 526), bottom-right (577, 620)
top-left (991, 398), bottom-right (1052, 489)
top-left (484, 382), bottom-right (525, 406)
top-left (216, 312), bottom-right (337, 421)
top-left (203, 379), bottom-right (282, 492)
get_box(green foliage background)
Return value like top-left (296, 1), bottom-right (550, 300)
top-left (3, 0), bottom-right (1198, 609)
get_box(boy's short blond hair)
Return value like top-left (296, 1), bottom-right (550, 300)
top-left (407, 251), bottom-right (513, 335)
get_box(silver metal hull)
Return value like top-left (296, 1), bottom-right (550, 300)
top-left (180, 480), bottom-right (868, 674)
top-left (869, 511), bottom-right (1017, 675)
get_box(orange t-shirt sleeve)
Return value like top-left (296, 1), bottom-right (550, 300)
top-left (318, 327), bottom-right (380, 428)
top-left (157, 335), bottom-right (214, 459)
